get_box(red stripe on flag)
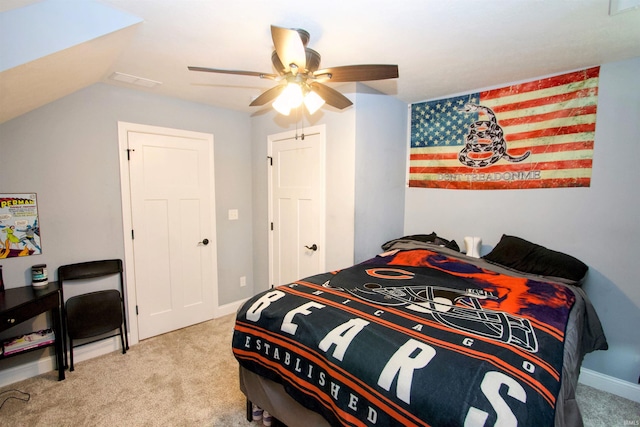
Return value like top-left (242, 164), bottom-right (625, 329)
top-left (481, 67), bottom-right (600, 101)
top-left (410, 159), bottom-right (593, 175)
top-left (409, 152), bottom-right (457, 160)
top-left (410, 141), bottom-right (594, 161)
top-left (506, 123), bottom-right (596, 141)
top-left (408, 177), bottom-right (591, 190)
top-left (491, 89), bottom-right (599, 115)
top-left (410, 153), bottom-right (458, 161)
top-left (499, 105), bottom-right (598, 127)
top-left (525, 140), bottom-right (594, 153)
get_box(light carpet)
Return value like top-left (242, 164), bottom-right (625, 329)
top-left (0, 314), bottom-right (638, 426)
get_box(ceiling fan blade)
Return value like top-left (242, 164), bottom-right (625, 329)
top-left (271, 25), bottom-right (306, 73)
top-left (188, 66), bottom-right (278, 80)
top-left (310, 83), bottom-right (353, 110)
top-left (249, 85), bottom-right (285, 107)
top-left (271, 51), bottom-right (286, 75)
top-left (313, 64), bottom-right (399, 82)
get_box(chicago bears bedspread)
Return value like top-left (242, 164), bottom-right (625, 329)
top-left (232, 248), bottom-right (581, 426)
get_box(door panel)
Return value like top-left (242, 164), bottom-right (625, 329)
top-left (298, 198), bottom-right (318, 279)
top-left (143, 199), bottom-right (172, 314)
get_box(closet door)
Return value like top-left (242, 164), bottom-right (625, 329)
top-left (269, 126), bottom-right (326, 287)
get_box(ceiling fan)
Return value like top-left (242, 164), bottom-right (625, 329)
top-left (188, 25), bottom-right (399, 115)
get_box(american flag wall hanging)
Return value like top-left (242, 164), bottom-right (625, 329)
top-left (409, 67), bottom-right (599, 189)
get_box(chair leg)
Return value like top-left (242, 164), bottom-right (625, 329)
top-left (119, 326), bottom-right (126, 354)
top-left (69, 339), bottom-right (75, 372)
top-left (121, 299), bottom-right (129, 351)
top-left (62, 309), bottom-right (69, 370)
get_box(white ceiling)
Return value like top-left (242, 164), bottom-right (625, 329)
top-left (1, 0), bottom-right (640, 124)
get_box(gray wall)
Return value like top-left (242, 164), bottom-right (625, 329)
top-left (403, 57), bottom-right (640, 384)
top-left (0, 83), bottom-right (255, 308)
top-left (354, 85), bottom-right (407, 262)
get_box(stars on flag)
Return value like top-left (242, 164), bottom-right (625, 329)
top-left (411, 95), bottom-right (480, 147)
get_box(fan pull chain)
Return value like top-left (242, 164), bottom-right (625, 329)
top-left (295, 106), bottom-right (305, 140)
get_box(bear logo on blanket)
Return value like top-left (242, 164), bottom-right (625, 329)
top-left (326, 266), bottom-right (539, 353)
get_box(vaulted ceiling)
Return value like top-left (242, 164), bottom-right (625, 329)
top-left (1, 0), bottom-right (639, 124)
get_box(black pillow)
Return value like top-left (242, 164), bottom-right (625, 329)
top-left (483, 235), bottom-right (588, 284)
top-left (381, 233), bottom-right (460, 252)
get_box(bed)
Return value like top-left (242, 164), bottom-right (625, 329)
top-left (232, 234), bottom-right (608, 427)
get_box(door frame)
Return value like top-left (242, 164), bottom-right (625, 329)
top-left (267, 124), bottom-right (327, 288)
top-left (117, 121), bottom-right (218, 345)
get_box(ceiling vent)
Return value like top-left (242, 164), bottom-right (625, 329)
top-left (109, 72), bottom-right (162, 88)
top-left (609, 0), bottom-right (640, 14)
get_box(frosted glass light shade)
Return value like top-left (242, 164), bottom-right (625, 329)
top-left (273, 83), bottom-right (304, 115)
top-left (303, 91), bottom-right (325, 114)
top-left (272, 96), bottom-right (291, 115)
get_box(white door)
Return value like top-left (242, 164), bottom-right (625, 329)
top-left (127, 128), bottom-right (216, 340)
top-left (269, 126), bottom-right (326, 287)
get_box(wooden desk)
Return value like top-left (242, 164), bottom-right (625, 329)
top-left (0, 282), bottom-right (65, 381)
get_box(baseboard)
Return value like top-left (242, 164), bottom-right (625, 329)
top-left (0, 336), bottom-right (123, 388)
top-left (579, 367), bottom-right (640, 403)
top-left (216, 298), bottom-right (248, 318)
top-left (0, 353), bottom-right (57, 388)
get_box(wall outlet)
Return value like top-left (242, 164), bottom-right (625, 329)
top-left (228, 209), bottom-right (239, 220)
top-left (240, 276), bottom-right (246, 287)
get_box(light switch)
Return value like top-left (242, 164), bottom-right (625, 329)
top-left (228, 209), bottom-right (239, 220)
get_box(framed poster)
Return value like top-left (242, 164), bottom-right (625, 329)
top-left (0, 193), bottom-right (42, 258)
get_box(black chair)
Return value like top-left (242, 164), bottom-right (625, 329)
top-left (58, 259), bottom-right (129, 371)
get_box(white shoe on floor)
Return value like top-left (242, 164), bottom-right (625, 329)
top-left (252, 404), bottom-right (263, 421)
top-left (262, 410), bottom-right (273, 427)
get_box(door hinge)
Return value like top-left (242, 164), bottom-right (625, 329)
top-left (135, 305), bottom-right (139, 315)
top-left (127, 148), bottom-right (135, 160)
top-left (267, 156), bottom-right (273, 166)
top-left (270, 222), bottom-right (274, 231)
top-left (131, 229), bottom-right (135, 239)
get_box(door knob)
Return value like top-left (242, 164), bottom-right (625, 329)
top-left (305, 244), bottom-right (318, 251)
top-left (199, 238), bottom-right (209, 246)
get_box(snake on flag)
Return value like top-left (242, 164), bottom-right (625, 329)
top-left (458, 103), bottom-right (531, 168)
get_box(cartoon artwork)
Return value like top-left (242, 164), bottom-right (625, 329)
top-left (0, 194), bottom-right (42, 258)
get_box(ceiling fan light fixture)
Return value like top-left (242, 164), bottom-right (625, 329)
top-left (272, 96), bottom-right (292, 115)
top-left (273, 82), bottom-right (304, 115)
top-left (283, 82), bottom-right (304, 107)
top-left (303, 90), bottom-right (325, 115)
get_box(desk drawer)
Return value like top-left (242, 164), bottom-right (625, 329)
top-left (1, 293), bottom-right (59, 333)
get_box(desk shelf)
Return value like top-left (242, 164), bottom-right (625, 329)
top-left (1, 329), bottom-right (55, 358)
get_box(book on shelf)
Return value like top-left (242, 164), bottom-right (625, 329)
top-left (2, 329), bottom-right (55, 356)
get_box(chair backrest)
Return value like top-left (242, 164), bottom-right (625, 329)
top-left (58, 259), bottom-right (123, 283)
